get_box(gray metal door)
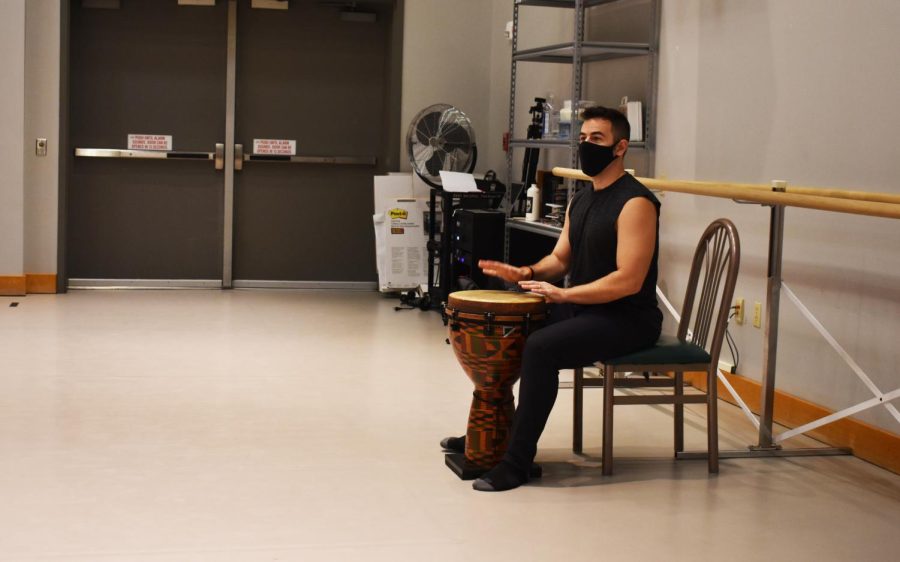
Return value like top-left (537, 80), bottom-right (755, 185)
top-left (232, 2), bottom-right (391, 288)
top-left (68, 1), bottom-right (228, 286)
top-left (67, 0), bottom-right (396, 288)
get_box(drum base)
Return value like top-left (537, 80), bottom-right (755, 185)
top-left (445, 453), bottom-right (543, 481)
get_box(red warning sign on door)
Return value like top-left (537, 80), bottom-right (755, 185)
top-left (128, 134), bottom-right (172, 151)
top-left (253, 139), bottom-right (296, 155)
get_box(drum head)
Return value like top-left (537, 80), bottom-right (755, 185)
top-left (447, 290), bottom-right (546, 316)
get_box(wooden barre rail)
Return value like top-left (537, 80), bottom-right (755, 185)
top-left (551, 167), bottom-right (900, 220)
top-left (686, 181), bottom-right (900, 205)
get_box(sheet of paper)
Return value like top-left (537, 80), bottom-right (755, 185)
top-left (439, 171), bottom-right (479, 193)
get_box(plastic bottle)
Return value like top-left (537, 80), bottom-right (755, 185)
top-left (525, 184), bottom-right (541, 222)
top-left (558, 100), bottom-right (573, 139)
top-left (542, 95), bottom-right (558, 139)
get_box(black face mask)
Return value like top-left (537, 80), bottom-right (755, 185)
top-left (579, 141), bottom-right (618, 177)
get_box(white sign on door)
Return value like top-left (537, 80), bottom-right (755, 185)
top-left (128, 134), bottom-right (172, 151)
top-left (253, 139), bottom-right (296, 156)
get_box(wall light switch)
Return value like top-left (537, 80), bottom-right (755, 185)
top-left (36, 138), bottom-right (48, 157)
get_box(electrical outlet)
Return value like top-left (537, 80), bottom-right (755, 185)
top-left (753, 302), bottom-right (762, 328)
top-left (734, 298), bottom-right (744, 325)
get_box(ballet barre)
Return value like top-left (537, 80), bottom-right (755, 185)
top-left (551, 167), bottom-right (900, 220)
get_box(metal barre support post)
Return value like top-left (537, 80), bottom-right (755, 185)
top-left (756, 181), bottom-right (785, 450)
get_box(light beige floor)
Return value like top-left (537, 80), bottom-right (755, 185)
top-left (1, 290), bottom-right (898, 562)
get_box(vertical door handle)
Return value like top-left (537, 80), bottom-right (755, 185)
top-left (215, 143), bottom-right (225, 170)
top-left (234, 144), bottom-right (243, 171)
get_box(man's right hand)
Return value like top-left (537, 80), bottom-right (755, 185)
top-left (478, 260), bottom-right (531, 283)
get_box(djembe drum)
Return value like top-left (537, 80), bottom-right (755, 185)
top-left (444, 290), bottom-right (547, 479)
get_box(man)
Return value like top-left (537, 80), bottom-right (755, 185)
top-left (444, 106), bottom-right (663, 492)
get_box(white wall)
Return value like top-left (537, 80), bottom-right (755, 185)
top-left (24, 0), bottom-right (60, 274)
top-left (0, 0), bottom-right (26, 278)
top-left (0, 0), bottom-right (58, 281)
top-left (655, 0), bottom-right (900, 432)
top-left (399, 0), bottom-right (494, 173)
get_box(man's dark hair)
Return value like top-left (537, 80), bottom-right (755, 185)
top-left (581, 106), bottom-right (630, 144)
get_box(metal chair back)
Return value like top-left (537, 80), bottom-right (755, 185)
top-left (677, 218), bottom-right (741, 363)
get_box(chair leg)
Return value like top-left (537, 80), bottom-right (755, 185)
top-left (707, 367), bottom-right (719, 473)
top-left (674, 371), bottom-right (684, 455)
top-left (602, 364), bottom-right (614, 476)
top-left (573, 367), bottom-right (583, 453)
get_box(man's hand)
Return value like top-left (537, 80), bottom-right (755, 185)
top-left (517, 280), bottom-right (567, 303)
top-left (478, 260), bottom-right (531, 283)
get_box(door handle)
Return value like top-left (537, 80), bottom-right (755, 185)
top-left (234, 144), bottom-right (243, 171)
top-left (75, 145), bottom-right (226, 170)
top-left (242, 154), bottom-right (377, 166)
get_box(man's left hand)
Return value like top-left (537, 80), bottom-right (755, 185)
top-left (518, 281), bottom-right (567, 303)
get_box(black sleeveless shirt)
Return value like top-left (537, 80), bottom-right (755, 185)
top-left (567, 173), bottom-right (661, 313)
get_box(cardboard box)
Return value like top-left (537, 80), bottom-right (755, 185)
top-left (373, 197), bottom-right (429, 292)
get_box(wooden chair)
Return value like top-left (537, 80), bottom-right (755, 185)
top-left (572, 218), bottom-right (741, 474)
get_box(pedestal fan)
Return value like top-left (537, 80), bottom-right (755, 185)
top-left (406, 103), bottom-right (477, 188)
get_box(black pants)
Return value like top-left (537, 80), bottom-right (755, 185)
top-left (503, 302), bottom-right (663, 471)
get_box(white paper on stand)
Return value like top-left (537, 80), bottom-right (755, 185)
top-left (438, 171), bottom-right (479, 193)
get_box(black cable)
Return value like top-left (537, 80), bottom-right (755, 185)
top-left (723, 309), bottom-right (740, 372)
top-left (725, 319), bottom-right (740, 372)
top-left (725, 328), bottom-right (739, 371)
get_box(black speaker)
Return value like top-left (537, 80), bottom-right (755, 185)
top-left (451, 209), bottom-right (505, 290)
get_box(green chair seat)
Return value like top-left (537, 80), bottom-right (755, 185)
top-left (607, 334), bottom-right (711, 366)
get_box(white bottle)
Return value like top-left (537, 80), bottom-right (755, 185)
top-left (542, 95), bottom-right (558, 139)
top-left (525, 184), bottom-right (541, 222)
top-left (558, 100), bottom-right (573, 139)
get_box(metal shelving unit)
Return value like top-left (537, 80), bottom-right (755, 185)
top-left (504, 0), bottom-right (661, 255)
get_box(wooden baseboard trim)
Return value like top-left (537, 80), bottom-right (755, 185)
top-left (0, 275), bottom-right (27, 296)
top-left (25, 273), bottom-right (58, 294)
top-left (684, 371), bottom-right (900, 475)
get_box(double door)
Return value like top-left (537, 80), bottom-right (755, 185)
top-left (68, 0), bottom-right (398, 288)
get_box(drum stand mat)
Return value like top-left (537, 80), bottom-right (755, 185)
top-left (445, 453), bottom-right (543, 480)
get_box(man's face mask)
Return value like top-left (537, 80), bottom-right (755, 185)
top-left (579, 140), bottom-right (619, 177)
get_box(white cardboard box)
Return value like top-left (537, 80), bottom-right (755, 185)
top-left (373, 197), bottom-right (429, 292)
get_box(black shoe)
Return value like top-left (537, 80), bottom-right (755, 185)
top-left (440, 435), bottom-right (465, 454)
top-left (472, 461), bottom-right (529, 492)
